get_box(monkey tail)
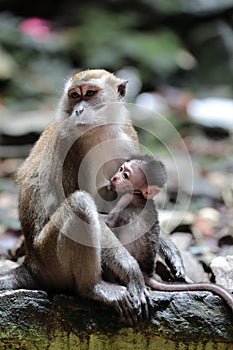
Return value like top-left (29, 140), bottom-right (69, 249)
top-left (145, 276), bottom-right (233, 312)
top-left (0, 264), bottom-right (37, 291)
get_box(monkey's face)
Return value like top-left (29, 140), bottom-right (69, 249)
top-left (62, 69), bottom-right (128, 126)
top-left (110, 160), bottom-right (146, 194)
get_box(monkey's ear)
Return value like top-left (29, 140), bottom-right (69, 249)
top-left (118, 80), bottom-right (128, 97)
top-left (142, 185), bottom-right (160, 199)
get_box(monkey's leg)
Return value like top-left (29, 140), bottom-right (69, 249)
top-left (0, 263), bottom-right (38, 290)
top-left (34, 191), bottom-right (144, 325)
top-left (159, 232), bottom-right (193, 283)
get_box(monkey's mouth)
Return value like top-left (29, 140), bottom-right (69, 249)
top-left (107, 183), bottom-right (112, 191)
top-left (109, 183), bottom-right (127, 194)
top-left (74, 117), bottom-right (104, 128)
top-left (74, 119), bottom-right (92, 127)
top-left (107, 183), bottom-right (115, 192)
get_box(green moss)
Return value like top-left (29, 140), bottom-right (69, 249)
top-left (1, 327), bottom-right (233, 350)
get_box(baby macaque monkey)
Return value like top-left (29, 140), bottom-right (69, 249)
top-left (104, 154), bottom-right (233, 311)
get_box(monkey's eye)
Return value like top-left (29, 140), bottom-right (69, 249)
top-left (70, 91), bottom-right (80, 99)
top-left (119, 166), bottom-right (123, 172)
top-left (85, 90), bottom-right (96, 97)
top-left (123, 172), bottom-right (129, 179)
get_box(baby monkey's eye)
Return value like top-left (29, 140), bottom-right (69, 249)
top-left (70, 91), bottom-right (80, 99)
top-left (123, 172), bottom-right (129, 179)
top-left (119, 166), bottom-right (123, 172)
top-left (85, 90), bottom-right (96, 97)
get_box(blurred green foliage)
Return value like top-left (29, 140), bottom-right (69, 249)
top-left (0, 0), bottom-right (232, 111)
top-left (70, 8), bottom-right (183, 76)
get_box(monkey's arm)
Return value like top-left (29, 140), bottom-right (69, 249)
top-left (159, 232), bottom-right (193, 283)
top-left (102, 213), bottom-right (118, 228)
top-left (102, 193), bottom-right (132, 228)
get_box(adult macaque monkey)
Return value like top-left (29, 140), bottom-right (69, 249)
top-left (0, 69), bottom-right (150, 324)
top-left (0, 69), bottom-right (192, 323)
top-left (103, 154), bottom-right (233, 311)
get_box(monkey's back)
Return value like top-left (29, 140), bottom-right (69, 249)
top-left (17, 121), bottom-right (60, 245)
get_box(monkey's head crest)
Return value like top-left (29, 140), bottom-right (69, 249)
top-left (72, 69), bottom-right (115, 82)
top-left (63, 69), bottom-right (125, 97)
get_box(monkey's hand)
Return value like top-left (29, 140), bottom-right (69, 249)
top-left (126, 267), bottom-right (152, 320)
top-left (106, 250), bottom-right (152, 319)
top-left (91, 281), bottom-right (142, 325)
top-left (102, 251), bottom-right (151, 320)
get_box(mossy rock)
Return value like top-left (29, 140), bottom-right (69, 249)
top-left (0, 289), bottom-right (232, 349)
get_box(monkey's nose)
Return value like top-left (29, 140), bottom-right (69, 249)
top-left (76, 107), bottom-right (84, 115)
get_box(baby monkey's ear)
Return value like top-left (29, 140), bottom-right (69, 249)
top-left (118, 80), bottom-right (128, 97)
top-left (142, 185), bottom-right (160, 199)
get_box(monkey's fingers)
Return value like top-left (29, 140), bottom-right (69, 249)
top-left (146, 288), bottom-right (155, 312)
top-left (140, 289), bottom-right (150, 319)
top-left (117, 295), bottom-right (139, 325)
top-left (127, 281), bottom-right (146, 318)
top-left (129, 285), bottom-right (152, 320)
top-left (113, 285), bottom-right (139, 325)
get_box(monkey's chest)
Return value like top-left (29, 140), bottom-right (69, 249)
top-left (115, 205), bottom-right (159, 259)
top-left (116, 209), bottom-right (150, 243)
top-left (64, 128), bottom-right (137, 197)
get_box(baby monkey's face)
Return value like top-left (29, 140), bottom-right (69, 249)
top-left (110, 160), bottom-right (146, 194)
top-left (109, 157), bottom-right (162, 199)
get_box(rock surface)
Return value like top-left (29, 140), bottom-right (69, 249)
top-left (0, 288), bottom-right (232, 349)
top-left (211, 255), bottom-right (233, 291)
